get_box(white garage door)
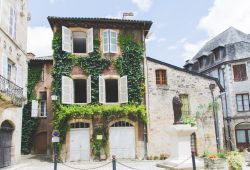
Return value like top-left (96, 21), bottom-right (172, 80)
top-left (109, 121), bottom-right (135, 159)
top-left (69, 122), bottom-right (90, 161)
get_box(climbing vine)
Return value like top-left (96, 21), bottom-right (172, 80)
top-left (51, 31), bottom-right (145, 158)
top-left (21, 66), bottom-right (42, 154)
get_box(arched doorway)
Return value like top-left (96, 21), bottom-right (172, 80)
top-left (0, 120), bottom-right (14, 168)
top-left (109, 121), bottom-right (135, 159)
top-left (235, 122), bottom-right (250, 149)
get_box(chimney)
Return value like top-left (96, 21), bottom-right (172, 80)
top-left (27, 52), bottom-right (35, 60)
top-left (122, 12), bottom-right (134, 20)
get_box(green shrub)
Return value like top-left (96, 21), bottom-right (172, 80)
top-left (227, 151), bottom-right (243, 170)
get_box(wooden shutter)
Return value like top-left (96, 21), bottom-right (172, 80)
top-left (119, 76), bottom-right (128, 103)
top-left (2, 53), bottom-right (8, 78)
top-left (233, 64), bottom-right (247, 81)
top-left (61, 76), bottom-right (74, 104)
top-left (31, 100), bottom-right (38, 117)
top-left (16, 65), bottom-right (22, 87)
top-left (103, 30), bottom-right (109, 53)
top-left (62, 26), bottom-right (72, 53)
top-left (99, 76), bottom-right (105, 103)
top-left (87, 76), bottom-right (91, 103)
top-left (87, 28), bottom-right (93, 53)
top-left (109, 30), bottom-right (118, 53)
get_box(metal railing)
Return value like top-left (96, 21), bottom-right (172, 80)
top-left (0, 75), bottom-right (24, 106)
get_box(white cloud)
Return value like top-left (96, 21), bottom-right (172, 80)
top-left (167, 45), bottom-right (177, 50)
top-left (131, 0), bottom-right (153, 12)
top-left (181, 39), bottom-right (207, 60)
top-left (27, 26), bottom-right (53, 56)
top-left (157, 38), bottom-right (166, 43)
top-left (198, 0), bottom-right (250, 37)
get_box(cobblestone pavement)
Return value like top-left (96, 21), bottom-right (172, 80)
top-left (3, 155), bottom-right (166, 170)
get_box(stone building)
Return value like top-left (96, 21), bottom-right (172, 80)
top-left (0, 0), bottom-right (29, 168)
top-left (184, 27), bottom-right (250, 150)
top-left (43, 16), bottom-right (152, 161)
top-left (145, 57), bottom-right (224, 156)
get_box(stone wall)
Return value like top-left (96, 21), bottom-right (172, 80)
top-left (145, 58), bottom-right (224, 157)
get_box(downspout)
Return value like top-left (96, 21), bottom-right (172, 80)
top-left (221, 65), bottom-right (232, 150)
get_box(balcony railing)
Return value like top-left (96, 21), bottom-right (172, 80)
top-left (0, 75), bottom-right (24, 107)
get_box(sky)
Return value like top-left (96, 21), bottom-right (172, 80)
top-left (27, 0), bottom-right (250, 67)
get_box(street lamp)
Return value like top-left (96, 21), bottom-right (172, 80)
top-left (209, 83), bottom-right (221, 151)
top-left (51, 93), bottom-right (58, 170)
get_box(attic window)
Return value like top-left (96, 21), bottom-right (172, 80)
top-left (73, 32), bottom-right (86, 53)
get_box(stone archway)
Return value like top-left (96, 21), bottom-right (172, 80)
top-left (0, 120), bottom-right (14, 168)
top-left (235, 122), bottom-right (250, 149)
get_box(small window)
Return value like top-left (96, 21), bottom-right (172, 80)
top-left (7, 59), bottom-right (15, 81)
top-left (233, 64), bottom-right (247, 81)
top-left (180, 94), bottom-right (190, 115)
top-left (156, 70), bottom-right (167, 85)
top-left (111, 121), bottom-right (133, 127)
top-left (105, 79), bottom-right (118, 103)
top-left (70, 122), bottom-right (90, 128)
top-left (72, 32), bottom-right (87, 53)
top-left (236, 94), bottom-right (250, 112)
top-left (39, 92), bottom-right (47, 117)
top-left (74, 79), bottom-right (87, 103)
top-left (41, 68), bottom-right (45, 81)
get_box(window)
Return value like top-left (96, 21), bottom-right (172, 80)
top-left (39, 92), bottom-right (47, 117)
top-left (156, 70), bottom-right (167, 85)
top-left (72, 32), bottom-right (86, 53)
top-left (61, 76), bottom-right (91, 104)
top-left (180, 94), bottom-right (190, 115)
top-left (74, 79), bottom-right (87, 103)
top-left (41, 68), bottom-right (44, 81)
top-left (70, 122), bottom-right (90, 128)
top-left (233, 64), bottom-right (247, 81)
top-left (236, 94), bottom-right (250, 112)
top-left (102, 29), bottom-right (118, 53)
top-left (235, 123), bottom-right (250, 149)
top-left (9, 6), bottom-right (16, 38)
top-left (99, 76), bottom-right (128, 104)
top-left (7, 59), bottom-right (15, 81)
top-left (105, 79), bottom-right (118, 103)
top-left (61, 26), bottom-right (93, 53)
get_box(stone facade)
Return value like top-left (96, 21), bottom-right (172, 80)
top-left (145, 57), bottom-right (224, 157)
top-left (184, 27), bottom-right (250, 150)
top-left (0, 0), bottom-right (28, 166)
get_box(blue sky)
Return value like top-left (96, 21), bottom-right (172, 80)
top-left (27, 0), bottom-right (250, 67)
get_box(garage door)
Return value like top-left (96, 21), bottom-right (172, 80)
top-left (109, 121), bottom-right (135, 159)
top-left (69, 122), bottom-right (90, 161)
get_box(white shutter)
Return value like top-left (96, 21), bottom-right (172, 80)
top-left (2, 53), bottom-right (8, 78)
top-left (109, 30), bottom-right (118, 53)
top-left (119, 76), bottom-right (128, 103)
top-left (87, 28), bottom-right (93, 53)
top-left (62, 76), bottom-right (74, 104)
top-left (31, 100), bottom-right (39, 118)
top-left (9, 6), bottom-right (16, 38)
top-left (16, 65), bottom-right (23, 87)
top-left (13, 8), bottom-right (16, 39)
top-left (99, 76), bottom-right (105, 103)
top-left (103, 29), bottom-right (109, 53)
top-left (62, 26), bottom-right (72, 53)
top-left (87, 76), bottom-right (91, 103)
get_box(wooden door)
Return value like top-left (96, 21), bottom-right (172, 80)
top-left (0, 126), bottom-right (13, 168)
top-left (34, 132), bottom-right (47, 154)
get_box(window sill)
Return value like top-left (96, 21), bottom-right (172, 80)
top-left (72, 53), bottom-right (88, 57)
top-left (103, 102), bottom-right (120, 105)
top-left (39, 116), bottom-right (47, 118)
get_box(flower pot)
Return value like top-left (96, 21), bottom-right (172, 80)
top-left (204, 158), bottom-right (228, 170)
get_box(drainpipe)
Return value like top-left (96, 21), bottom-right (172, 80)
top-left (221, 65), bottom-right (232, 150)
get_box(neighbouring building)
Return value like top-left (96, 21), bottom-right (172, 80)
top-left (27, 53), bottom-right (53, 155)
top-left (0, 0), bottom-right (29, 168)
top-left (184, 27), bottom-right (250, 150)
top-left (145, 57), bottom-right (224, 157)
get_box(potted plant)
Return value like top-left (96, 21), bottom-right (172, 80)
top-left (204, 151), bottom-right (228, 170)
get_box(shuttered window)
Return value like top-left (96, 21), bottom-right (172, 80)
top-left (155, 70), bottom-right (167, 85)
top-left (233, 64), bottom-right (247, 81)
top-left (236, 94), bottom-right (250, 112)
top-left (39, 92), bottom-right (47, 117)
top-left (102, 29), bottom-right (118, 54)
top-left (9, 6), bottom-right (16, 38)
top-left (180, 94), bottom-right (190, 115)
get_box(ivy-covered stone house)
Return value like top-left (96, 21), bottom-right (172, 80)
top-left (41, 16), bottom-right (152, 161)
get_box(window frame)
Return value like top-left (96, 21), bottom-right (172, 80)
top-left (102, 29), bottom-right (118, 54)
top-left (155, 69), bottom-right (167, 85)
top-left (236, 93), bottom-right (250, 112)
top-left (39, 92), bottom-right (47, 117)
top-left (72, 31), bottom-right (87, 54)
top-left (73, 78), bottom-right (87, 104)
top-left (233, 63), bottom-right (248, 82)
